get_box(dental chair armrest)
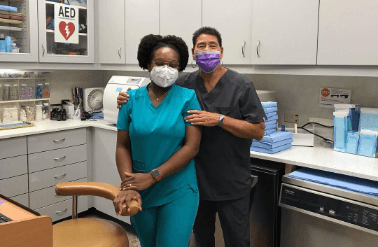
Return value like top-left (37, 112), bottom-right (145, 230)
top-left (55, 181), bottom-right (139, 216)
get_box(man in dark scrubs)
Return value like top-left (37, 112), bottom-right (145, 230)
top-left (117, 27), bottom-right (266, 247)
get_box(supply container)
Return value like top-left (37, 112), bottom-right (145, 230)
top-left (334, 104), bottom-right (360, 132)
top-left (359, 108), bottom-right (378, 132)
top-left (1, 103), bottom-right (19, 124)
top-left (357, 130), bottom-right (378, 158)
top-left (346, 131), bottom-right (360, 155)
top-left (9, 81), bottom-right (19, 101)
top-left (333, 111), bottom-right (349, 152)
top-left (42, 103), bottom-right (50, 120)
top-left (20, 103), bottom-right (35, 122)
top-left (19, 80), bottom-right (35, 100)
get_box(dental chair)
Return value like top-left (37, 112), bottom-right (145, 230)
top-left (53, 182), bottom-right (139, 247)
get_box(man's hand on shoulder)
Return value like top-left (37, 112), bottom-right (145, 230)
top-left (117, 91), bottom-right (129, 109)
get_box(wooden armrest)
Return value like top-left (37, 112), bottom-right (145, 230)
top-left (55, 181), bottom-right (139, 216)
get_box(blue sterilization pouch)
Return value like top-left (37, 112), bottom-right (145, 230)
top-left (357, 133), bottom-right (378, 158)
top-left (346, 131), bottom-right (360, 154)
top-left (333, 111), bottom-right (349, 152)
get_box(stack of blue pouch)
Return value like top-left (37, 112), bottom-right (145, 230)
top-left (261, 102), bottom-right (278, 135)
top-left (288, 168), bottom-right (378, 198)
top-left (250, 131), bottom-right (293, 154)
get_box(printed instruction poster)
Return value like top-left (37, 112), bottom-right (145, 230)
top-left (54, 3), bottom-right (79, 44)
top-left (319, 87), bottom-right (351, 108)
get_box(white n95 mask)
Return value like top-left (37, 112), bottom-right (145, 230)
top-left (150, 65), bottom-right (178, 88)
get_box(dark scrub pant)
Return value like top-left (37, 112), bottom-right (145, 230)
top-left (193, 193), bottom-right (250, 247)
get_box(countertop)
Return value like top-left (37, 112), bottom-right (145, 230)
top-left (1, 120), bottom-right (378, 182)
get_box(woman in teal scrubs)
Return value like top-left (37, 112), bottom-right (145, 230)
top-left (113, 34), bottom-right (202, 247)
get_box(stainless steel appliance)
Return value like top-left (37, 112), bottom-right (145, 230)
top-left (279, 174), bottom-right (378, 247)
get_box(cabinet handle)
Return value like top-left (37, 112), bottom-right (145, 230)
top-left (54, 173), bottom-right (67, 179)
top-left (54, 156), bottom-right (66, 162)
top-left (118, 46), bottom-right (122, 58)
top-left (53, 138), bottom-right (65, 144)
top-left (242, 41), bottom-right (246, 57)
top-left (257, 41), bottom-right (260, 57)
top-left (55, 208), bottom-right (68, 215)
top-left (42, 44), bottom-right (45, 56)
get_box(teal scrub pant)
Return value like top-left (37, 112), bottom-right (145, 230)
top-left (131, 185), bottom-right (199, 247)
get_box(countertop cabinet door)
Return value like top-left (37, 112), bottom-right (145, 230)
top-left (97, 0), bottom-right (125, 64)
top-left (251, 0), bottom-right (319, 65)
top-left (317, 0), bottom-right (378, 65)
top-left (92, 128), bottom-right (130, 224)
top-left (37, 0), bottom-right (94, 63)
top-left (160, 0), bottom-right (201, 67)
top-left (125, 0), bottom-right (159, 64)
top-left (202, 0), bottom-right (253, 65)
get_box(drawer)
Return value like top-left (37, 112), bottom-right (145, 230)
top-left (29, 161), bottom-right (87, 192)
top-left (10, 193), bottom-right (29, 208)
top-left (35, 199), bottom-right (72, 222)
top-left (0, 155), bottom-right (27, 180)
top-left (35, 197), bottom-right (88, 222)
top-left (30, 178), bottom-right (87, 210)
top-left (28, 144), bottom-right (87, 173)
top-left (27, 128), bottom-right (86, 154)
top-left (0, 136), bottom-right (27, 159)
top-left (0, 174), bottom-right (28, 197)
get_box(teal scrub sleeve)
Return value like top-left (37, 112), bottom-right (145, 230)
top-left (183, 90), bottom-right (201, 127)
top-left (117, 91), bottom-right (133, 131)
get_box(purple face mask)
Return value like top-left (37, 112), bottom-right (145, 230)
top-left (195, 51), bottom-right (221, 73)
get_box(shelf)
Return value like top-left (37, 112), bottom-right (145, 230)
top-left (45, 1), bottom-right (87, 10)
top-left (0, 26), bottom-right (22, 31)
top-left (46, 29), bottom-right (87, 36)
top-left (0, 98), bottom-right (50, 104)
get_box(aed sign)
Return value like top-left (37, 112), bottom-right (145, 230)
top-left (54, 3), bottom-right (79, 44)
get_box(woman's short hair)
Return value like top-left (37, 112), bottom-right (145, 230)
top-left (137, 34), bottom-right (189, 72)
top-left (192, 27), bottom-right (222, 48)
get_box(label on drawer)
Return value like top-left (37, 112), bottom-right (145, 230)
top-left (30, 175), bottom-right (40, 183)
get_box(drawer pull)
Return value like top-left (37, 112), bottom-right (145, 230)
top-left (53, 138), bottom-right (66, 144)
top-left (54, 156), bottom-right (66, 162)
top-left (55, 208), bottom-right (67, 215)
top-left (54, 173), bottom-right (67, 179)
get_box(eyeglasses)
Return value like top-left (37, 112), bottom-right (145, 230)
top-left (152, 59), bottom-right (179, 69)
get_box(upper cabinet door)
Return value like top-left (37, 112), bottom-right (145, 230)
top-left (125, 0), bottom-right (159, 64)
top-left (98, 0), bottom-right (125, 64)
top-left (251, 0), bottom-right (319, 65)
top-left (202, 0), bottom-right (253, 65)
top-left (318, 0), bottom-right (378, 65)
top-left (0, 0), bottom-right (38, 62)
top-left (38, 0), bottom-right (94, 63)
top-left (160, 0), bottom-right (201, 68)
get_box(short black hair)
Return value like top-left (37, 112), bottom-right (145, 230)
top-left (192, 27), bottom-right (222, 47)
top-left (137, 34), bottom-right (189, 72)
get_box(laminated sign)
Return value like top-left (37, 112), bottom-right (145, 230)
top-left (319, 87), bottom-right (351, 108)
top-left (54, 3), bottom-right (79, 44)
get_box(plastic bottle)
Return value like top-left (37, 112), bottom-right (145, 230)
top-left (11, 43), bottom-right (19, 53)
top-left (5, 36), bottom-right (12, 53)
top-left (0, 33), bottom-right (6, 52)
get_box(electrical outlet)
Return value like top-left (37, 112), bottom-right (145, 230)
top-left (309, 117), bottom-right (334, 145)
top-left (284, 112), bottom-right (299, 123)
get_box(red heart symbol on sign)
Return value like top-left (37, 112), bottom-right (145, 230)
top-left (59, 21), bottom-right (75, 41)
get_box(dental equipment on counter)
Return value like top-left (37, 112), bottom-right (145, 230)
top-left (103, 76), bottom-right (150, 124)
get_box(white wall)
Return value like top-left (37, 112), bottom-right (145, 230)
top-left (246, 74), bottom-right (378, 127)
top-left (49, 70), bottom-right (107, 104)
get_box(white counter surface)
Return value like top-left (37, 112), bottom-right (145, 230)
top-left (1, 120), bottom-right (378, 182)
top-left (0, 119), bottom-right (117, 140)
top-left (250, 146), bottom-right (378, 182)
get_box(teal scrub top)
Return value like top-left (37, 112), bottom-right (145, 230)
top-left (117, 84), bottom-right (201, 208)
